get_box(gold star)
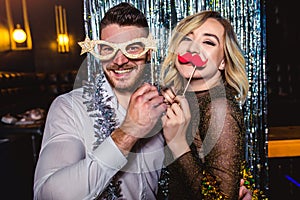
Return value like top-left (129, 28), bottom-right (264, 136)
top-left (78, 36), bottom-right (95, 55)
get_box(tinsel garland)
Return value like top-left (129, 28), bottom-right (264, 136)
top-left (241, 161), bottom-right (268, 200)
top-left (199, 161), bottom-right (269, 199)
top-left (200, 170), bottom-right (229, 199)
top-left (157, 164), bottom-right (230, 200)
top-left (82, 71), bottom-right (121, 199)
top-left (158, 161), bottom-right (268, 200)
top-left (82, 72), bottom-right (119, 150)
top-left (83, 0), bottom-right (268, 197)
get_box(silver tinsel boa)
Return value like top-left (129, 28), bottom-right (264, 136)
top-left (82, 0), bottom-right (268, 195)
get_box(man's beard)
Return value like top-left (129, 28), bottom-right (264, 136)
top-left (104, 63), bottom-right (152, 93)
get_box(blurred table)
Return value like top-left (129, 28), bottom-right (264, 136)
top-left (0, 121), bottom-right (44, 199)
top-left (268, 126), bottom-right (300, 158)
top-left (0, 121), bottom-right (44, 164)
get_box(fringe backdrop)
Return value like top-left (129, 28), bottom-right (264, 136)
top-left (82, 0), bottom-right (269, 195)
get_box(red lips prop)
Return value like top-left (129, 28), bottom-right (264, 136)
top-left (178, 52), bottom-right (208, 67)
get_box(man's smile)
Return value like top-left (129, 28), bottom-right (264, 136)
top-left (113, 68), bottom-right (134, 74)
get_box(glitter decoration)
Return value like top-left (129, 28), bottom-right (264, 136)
top-left (241, 161), bottom-right (268, 199)
top-left (157, 167), bottom-right (170, 198)
top-left (100, 180), bottom-right (122, 200)
top-left (83, 0), bottom-right (268, 197)
top-left (82, 65), bottom-right (120, 198)
top-left (82, 71), bottom-right (119, 150)
top-left (200, 170), bottom-right (229, 199)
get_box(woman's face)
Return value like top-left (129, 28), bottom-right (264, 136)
top-left (175, 18), bottom-right (226, 90)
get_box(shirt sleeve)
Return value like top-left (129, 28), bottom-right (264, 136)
top-left (33, 94), bottom-right (127, 200)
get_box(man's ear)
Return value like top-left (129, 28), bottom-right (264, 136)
top-left (218, 58), bottom-right (225, 70)
top-left (146, 50), bottom-right (151, 62)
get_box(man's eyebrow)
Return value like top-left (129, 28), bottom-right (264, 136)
top-left (203, 33), bottom-right (220, 44)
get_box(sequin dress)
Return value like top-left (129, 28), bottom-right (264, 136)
top-left (165, 84), bottom-right (245, 200)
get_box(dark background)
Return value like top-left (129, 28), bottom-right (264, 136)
top-left (0, 0), bottom-right (85, 72)
top-left (267, 1), bottom-right (300, 199)
top-left (266, 0), bottom-right (300, 127)
top-left (0, 0), bottom-right (299, 199)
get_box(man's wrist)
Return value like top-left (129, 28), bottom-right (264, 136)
top-left (111, 128), bottom-right (138, 156)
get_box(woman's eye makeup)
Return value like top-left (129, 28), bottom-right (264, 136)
top-left (203, 40), bottom-right (216, 46)
top-left (181, 36), bottom-right (192, 41)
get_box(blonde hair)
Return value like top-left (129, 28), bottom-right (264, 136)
top-left (161, 10), bottom-right (249, 103)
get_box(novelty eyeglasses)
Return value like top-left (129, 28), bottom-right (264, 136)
top-left (78, 35), bottom-right (157, 61)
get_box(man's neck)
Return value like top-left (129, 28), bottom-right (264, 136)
top-left (113, 89), bottom-right (132, 109)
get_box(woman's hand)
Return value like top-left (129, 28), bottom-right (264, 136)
top-left (238, 179), bottom-right (252, 200)
top-left (161, 89), bottom-right (191, 158)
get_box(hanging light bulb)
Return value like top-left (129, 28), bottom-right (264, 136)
top-left (55, 5), bottom-right (69, 53)
top-left (57, 33), bottom-right (69, 46)
top-left (12, 24), bottom-right (27, 43)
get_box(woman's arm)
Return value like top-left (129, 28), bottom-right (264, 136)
top-left (163, 95), bottom-right (245, 199)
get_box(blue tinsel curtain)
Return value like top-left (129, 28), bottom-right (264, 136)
top-left (83, 0), bottom-right (268, 195)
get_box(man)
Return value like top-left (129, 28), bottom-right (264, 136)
top-left (34, 2), bottom-right (251, 200)
top-left (34, 3), bottom-right (166, 199)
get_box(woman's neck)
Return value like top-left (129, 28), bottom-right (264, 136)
top-left (188, 76), bottom-right (223, 92)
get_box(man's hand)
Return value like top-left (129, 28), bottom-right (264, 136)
top-left (121, 83), bottom-right (167, 137)
top-left (112, 83), bottom-right (167, 154)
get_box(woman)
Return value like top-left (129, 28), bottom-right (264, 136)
top-left (160, 10), bottom-right (249, 199)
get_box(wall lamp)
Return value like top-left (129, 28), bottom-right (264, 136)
top-left (5, 0), bottom-right (32, 50)
top-left (12, 24), bottom-right (27, 43)
top-left (55, 5), bottom-right (69, 53)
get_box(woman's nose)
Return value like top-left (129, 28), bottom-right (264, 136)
top-left (187, 42), bottom-right (207, 60)
top-left (188, 41), bottom-right (201, 54)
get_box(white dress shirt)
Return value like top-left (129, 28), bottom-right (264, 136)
top-left (33, 77), bottom-right (165, 200)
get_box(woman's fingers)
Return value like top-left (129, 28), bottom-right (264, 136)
top-left (161, 87), bottom-right (176, 105)
top-left (174, 95), bottom-right (191, 119)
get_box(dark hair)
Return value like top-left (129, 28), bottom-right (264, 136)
top-left (100, 2), bottom-right (149, 34)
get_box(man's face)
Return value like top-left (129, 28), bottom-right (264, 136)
top-left (100, 24), bottom-right (150, 92)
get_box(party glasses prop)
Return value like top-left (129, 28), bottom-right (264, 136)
top-left (78, 34), bottom-right (157, 61)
